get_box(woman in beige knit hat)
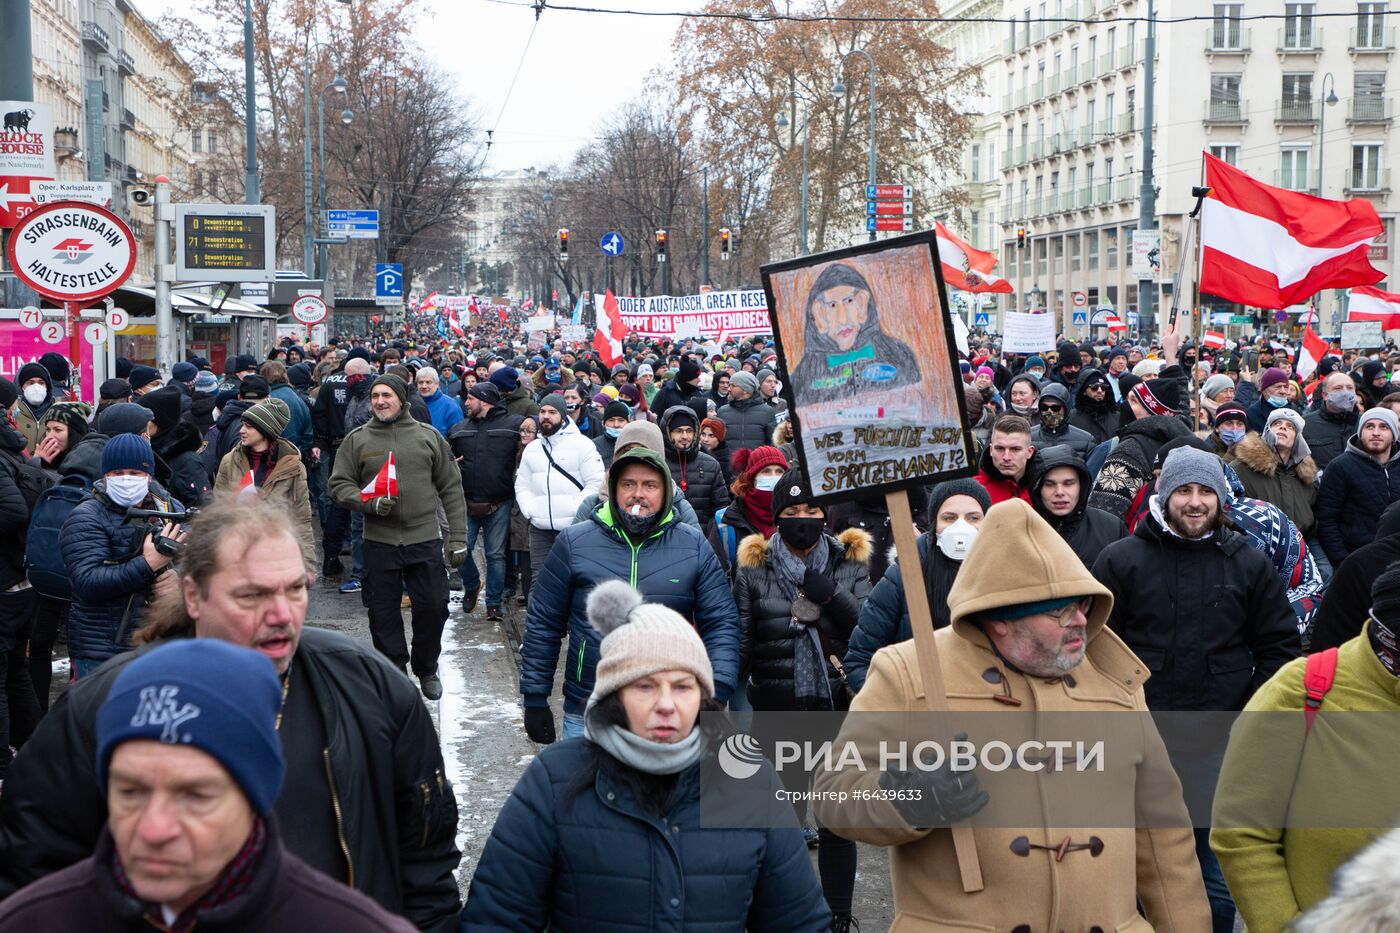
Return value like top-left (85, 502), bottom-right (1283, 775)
top-left (461, 581), bottom-right (831, 932)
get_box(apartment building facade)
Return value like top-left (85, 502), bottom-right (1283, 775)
top-left (980, 0), bottom-right (1399, 337)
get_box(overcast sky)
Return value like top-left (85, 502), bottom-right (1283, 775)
top-left (135, 0), bottom-right (678, 174)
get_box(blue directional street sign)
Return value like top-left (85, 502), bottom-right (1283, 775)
top-left (599, 232), bottom-right (626, 257)
top-left (1072, 310), bottom-right (1088, 325)
top-left (327, 209), bottom-right (379, 240)
top-left (974, 311), bottom-right (991, 326)
top-left (375, 263), bottom-right (403, 299)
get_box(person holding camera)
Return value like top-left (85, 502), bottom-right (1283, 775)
top-left (60, 434), bottom-right (187, 679)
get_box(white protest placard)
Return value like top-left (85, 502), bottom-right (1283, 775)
top-left (1002, 312), bottom-right (1056, 353)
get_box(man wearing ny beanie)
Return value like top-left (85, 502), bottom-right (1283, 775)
top-left (1316, 405), bottom-right (1400, 566)
top-left (0, 640), bottom-right (415, 931)
top-left (1092, 444), bottom-right (1300, 927)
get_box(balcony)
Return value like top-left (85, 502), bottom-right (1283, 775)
top-left (117, 48), bottom-right (135, 75)
top-left (1078, 62), bottom-right (1093, 84)
top-left (1096, 181), bottom-right (1112, 203)
top-left (120, 108), bottom-right (135, 130)
top-left (1349, 97), bottom-right (1393, 123)
top-left (1001, 148), bottom-right (1015, 170)
top-left (1003, 91), bottom-right (1016, 111)
top-left (1277, 25), bottom-right (1322, 54)
top-left (1030, 139), bottom-right (1045, 160)
top-left (1349, 25), bottom-right (1395, 53)
top-left (80, 20), bottom-right (110, 53)
top-left (1273, 170), bottom-right (1317, 193)
top-left (1004, 34), bottom-right (1019, 56)
top-left (1119, 111), bottom-right (1136, 135)
top-left (1017, 144), bottom-right (1029, 163)
top-left (1097, 115), bottom-right (1115, 136)
top-left (1206, 25), bottom-right (1251, 55)
top-left (1346, 168), bottom-right (1391, 193)
top-left (1119, 44), bottom-right (1137, 68)
top-left (1115, 176), bottom-right (1138, 201)
top-left (1099, 49), bottom-right (1116, 73)
top-left (1033, 78), bottom-right (1046, 100)
top-left (1077, 186), bottom-right (1094, 208)
top-left (1276, 99), bottom-right (1318, 123)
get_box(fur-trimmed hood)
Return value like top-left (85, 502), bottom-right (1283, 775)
top-left (736, 526), bottom-right (873, 570)
top-left (1231, 430), bottom-right (1317, 484)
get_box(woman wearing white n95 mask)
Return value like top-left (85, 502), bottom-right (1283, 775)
top-left (841, 479), bottom-right (991, 692)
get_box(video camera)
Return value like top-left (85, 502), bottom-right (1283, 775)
top-left (125, 506), bottom-right (199, 557)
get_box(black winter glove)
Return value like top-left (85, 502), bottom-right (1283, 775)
top-left (800, 568), bottom-right (836, 605)
top-left (878, 734), bottom-right (990, 827)
top-left (523, 707), bottom-right (556, 744)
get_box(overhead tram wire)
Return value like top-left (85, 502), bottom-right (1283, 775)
top-left (485, 2), bottom-right (546, 153)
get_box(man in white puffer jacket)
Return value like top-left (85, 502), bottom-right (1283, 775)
top-left (515, 393), bottom-right (606, 580)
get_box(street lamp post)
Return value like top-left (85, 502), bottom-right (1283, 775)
top-left (1318, 71), bottom-right (1338, 327)
top-left (317, 81), bottom-right (352, 278)
top-left (244, 0), bottom-right (258, 203)
top-left (835, 49), bottom-right (877, 242)
top-left (776, 93), bottom-right (811, 256)
top-left (304, 58), bottom-right (348, 277)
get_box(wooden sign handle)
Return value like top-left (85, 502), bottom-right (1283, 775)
top-left (886, 489), bottom-right (985, 894)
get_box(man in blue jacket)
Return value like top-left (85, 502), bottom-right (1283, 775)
top-left (519, 446), bottom-right (739, 742)
top-left (414, 367), bottom-right (464, 436)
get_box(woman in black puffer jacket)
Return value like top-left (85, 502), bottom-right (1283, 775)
top-left (733, 468), bottom-right (871, 930)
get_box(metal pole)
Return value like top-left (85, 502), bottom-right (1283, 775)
top-left (154, 176), bottom-right (176, 372)
top-left (0, 0), bottom-right (33, 99)
top-left (1137, 0), bottom-right (1157, 334)
top-left (244, 0), bottom-right (259, 203)
top-left (702, 167), bottom-right (710, 287)
top-left (302, 57), bottom-right (313, 276)
top-left (318, 95), bottom-right (327, 278)
top-left (801, 119), bottom-right (810, 256)
top-left (867, 55), bottom-right (877, 242)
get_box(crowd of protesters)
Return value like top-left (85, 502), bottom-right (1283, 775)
top-left (0, 305), bottom-right (1394, 931)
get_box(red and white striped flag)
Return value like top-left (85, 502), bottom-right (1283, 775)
top-left (1202, 330), bottom-right (1226, 349)
top-left (934, 222), bottom-right (1014, 294)
top-left (360, 452), bottom-right (399, 501)
top-left (593, 289), bottom-right (629, 367)
top-left (1347, 284), bottom-right (1400, 329)
top-left (1297, 326), bottom-right (1330, 380)
top-left (238, 470), bottom-right (256, 495)
top-left (1104, 314), bottom-right (1128, 331)
top-left (1200, 152), bottom-right (1384, 308)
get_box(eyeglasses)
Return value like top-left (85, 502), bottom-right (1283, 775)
top-left (1042, 597), bottom-right (1093, 626)
top-left (520, 427), bottom-right (537, 437)
top-left (1039, 404), bottom-right (1065, 414)
top-left (1084, 384), bottom-right (1107, 393)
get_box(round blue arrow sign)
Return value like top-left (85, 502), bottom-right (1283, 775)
top-left (599, 232), bottom-right (626, 257)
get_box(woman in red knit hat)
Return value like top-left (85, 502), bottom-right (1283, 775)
top-left (707, 445), bottom-right (789, 580)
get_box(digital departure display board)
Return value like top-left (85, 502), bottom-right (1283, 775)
top-left (173, 204), bottom-right (276, 282)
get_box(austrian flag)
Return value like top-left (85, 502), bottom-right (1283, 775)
top-left (1200, 152), bottom-right (1384, 308)
top-left (360, 452), bottom-right (399, 502)
top-left (1347, 285), bottom-right (1400, 329)
top-left (238, 470), bottom-right (256, 494)
top-left (1202, 330), bottom-right (1227, 350)
top-left (593, 289), bottom-right (629, 367)
top-left (933, 222), bottom-right (1014, 294)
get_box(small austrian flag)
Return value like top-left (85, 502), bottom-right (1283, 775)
top-left (1202, 330), bottom-right (1226, 349)
top-left (1104, 314), bottom-right (1128, 331)
top-left (238, 470), bottom-right (256, 494)
top-left (360, 452), bottom-right (399, 501)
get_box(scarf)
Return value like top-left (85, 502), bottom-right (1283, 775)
top-left (1369, 611), bottom-right (1400, 676)
top-left (246, 444), bottom-right (276, 486)
top-left (770, 531), bottom-right (833, 710)
top-left (114, 816), bottom-right (267, 933)
top-left (585, 718), bottom-right (705, 775)
top-left (741, 489), bottom-right (777, 539)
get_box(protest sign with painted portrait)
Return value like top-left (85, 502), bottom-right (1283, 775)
top-left (762, 231), bottom-right (974, 503)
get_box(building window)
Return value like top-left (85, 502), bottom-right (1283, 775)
top-left (1357, 1), bottom-right (1387, 47)
top-left (191, 128), bottom-right (201, 152)
top-left (1352, 143), bottom-right (1384, 189)
top-left (1105, 227), bottom-right (1118, 268)
top-left (971, 143), bottom-right (981, 181)
top-left (1209, 143), bottom-right (1240, 164)
top-left (1279, 147), bottom-right (1312, 190)
top-left (1283, 2), bottom-right (1316, 48)
top-left (206, 129), bottom-right (217, 152)
top-left (1355, 72), bottom-right (1387, 120)
top-left (1069, 234), bottom-right (1082, 272)
top-left (1085, 230), bottom-right (1099, 270)
top-left (1281, 73), bottom-right (1315, 121)
top-left (1209, 74), bottom-right (1243, 120)
top-left (1212, 3), bottom-right (1243, 48)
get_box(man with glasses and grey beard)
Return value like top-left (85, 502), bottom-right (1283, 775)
top-left (1091, 445), bottom-right (1300, 933)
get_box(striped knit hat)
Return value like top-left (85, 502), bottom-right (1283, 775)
top-left (240, 398), bottom-right (290, 441)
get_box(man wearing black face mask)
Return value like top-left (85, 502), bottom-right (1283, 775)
top-left (518, 446), bottom-right (739, 745)
top-left (731, 467), bottom-right (871, 928)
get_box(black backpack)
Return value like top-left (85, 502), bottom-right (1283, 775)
top-left (24, 475), bottom-right (90, 601)
top-left (0, 453), bottom-right (54, 515)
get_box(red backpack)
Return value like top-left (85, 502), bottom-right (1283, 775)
top-left (1303, 647), bottom-right (1339, 734)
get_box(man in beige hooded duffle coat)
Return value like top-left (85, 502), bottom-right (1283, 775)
top-left (815, 498), bottom-right (1210, 932)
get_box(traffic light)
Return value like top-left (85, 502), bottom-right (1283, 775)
top-left (656, 228), bottom-right (668, 262)
top-left (1016, 227), bottom-right (1027, 249)
top-left (557, 228), bottom-right (569, 261)
top-left (719, 227), bottom-right (731, 260)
